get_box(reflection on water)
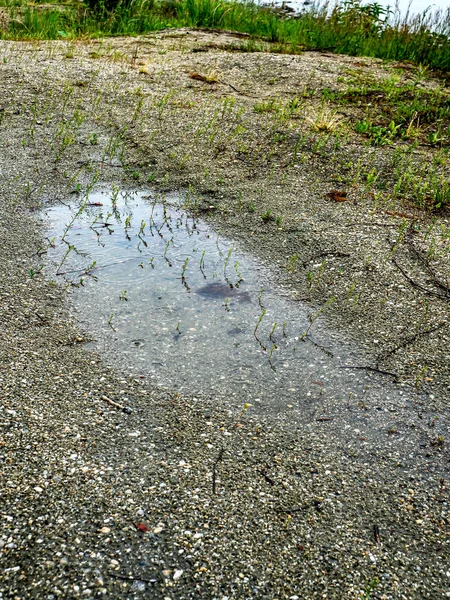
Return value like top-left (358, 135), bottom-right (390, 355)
top-left (44, 189), bottom-right (409, 420)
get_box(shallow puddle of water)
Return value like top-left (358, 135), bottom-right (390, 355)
top-left (43, 189), bottom-right (410, 421)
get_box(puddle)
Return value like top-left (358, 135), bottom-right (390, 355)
top-left (43, 189), bottom-right (416, 426)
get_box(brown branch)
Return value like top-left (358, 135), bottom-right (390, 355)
top-left (101, 395), bottom-right (131, 414)
top-left (391, 255), bottom-right (449, 301)
top-left (406, 233), bottom-right (450, 297)
top-left (377, 322), bottom-right (447, 364)
top-left (340, 365), bottom-right (398, 379)
top-left (303, 334), bottom-right (334, 357)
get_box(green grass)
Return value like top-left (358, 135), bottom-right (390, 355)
top-left (3, 0), bottom-right (450, 71)
top-left (326, 69), bottom-right (450, 145)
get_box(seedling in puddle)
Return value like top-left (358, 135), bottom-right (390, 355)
top-left (119, 290), bottom-right (128, 301)
top-left (83, 260), bottom-right (97, 278)
top-left (163, 238), bottom-right (173, 267)
top-left (258, 288), bottom-right (265, 309)
top-left (224, 247), bottom-right (233, 268)
top-left (254, 309), bottom-right (267, 337)
top-left (56, 243), bottom-right (75, 275)
top-left (181, 257), bottom-right (189, 280)
top-left (62, 201), bottom-right (87, 242)
top-left (234, 261), bottom-right (243, 285)
top-left (224, 247), bottom-right (233, 280)
top-left (108, 313), bottom-right (116, 330)
top-left (224, 297), bottom-right (230, 312)
top-left (200, 250), bottom-right (206, 269)
top-left (199, 250), bottom-right (207, 278)
top-left (111, 185), bottom-right (119, 209)
top-left (176, 321), bottom-right (182, 335)
top-left (269, 322), bottom-right (277, 341)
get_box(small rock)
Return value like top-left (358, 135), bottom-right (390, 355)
top-left (99, 526), bottom-right (111, 534)
top-left (132, 580), bottom-right (146, 591)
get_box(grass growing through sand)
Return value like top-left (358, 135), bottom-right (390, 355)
top-left (3, 0), bottom-right (450, 71)
top-left (2, 6), bottom-right (447, 389)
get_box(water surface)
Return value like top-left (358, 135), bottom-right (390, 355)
top-left (44, 189), bottom-right (415, 426)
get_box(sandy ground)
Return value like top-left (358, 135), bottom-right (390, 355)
top-left (0, 30), bottom-right (449, 599)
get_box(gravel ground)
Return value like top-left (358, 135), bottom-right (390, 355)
top-left (0, 31), bottom-right (449, 599)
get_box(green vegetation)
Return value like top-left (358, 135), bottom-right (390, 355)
top-left (3, 0), bottom-right (450, 71)
top-left (333, 69), bottom-right (450, 146)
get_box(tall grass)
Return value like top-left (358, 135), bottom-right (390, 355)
top-left (2, 0), bottom-right (450, 71)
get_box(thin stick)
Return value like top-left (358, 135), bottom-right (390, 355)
top-left (340, 365), bottom-right (398, 379)
top-left (391, 256), bottom-right (449, 301)
top-left (303, 334), bottom-right (334, 357)
top-left (101, 395), bottom-right (125, 410)
top-left (377, 322), bottom-right (447, 364)
top-left (406, 233), bottom-right (450, 296)
top-left (212, 448), bottom-right (224, 495)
